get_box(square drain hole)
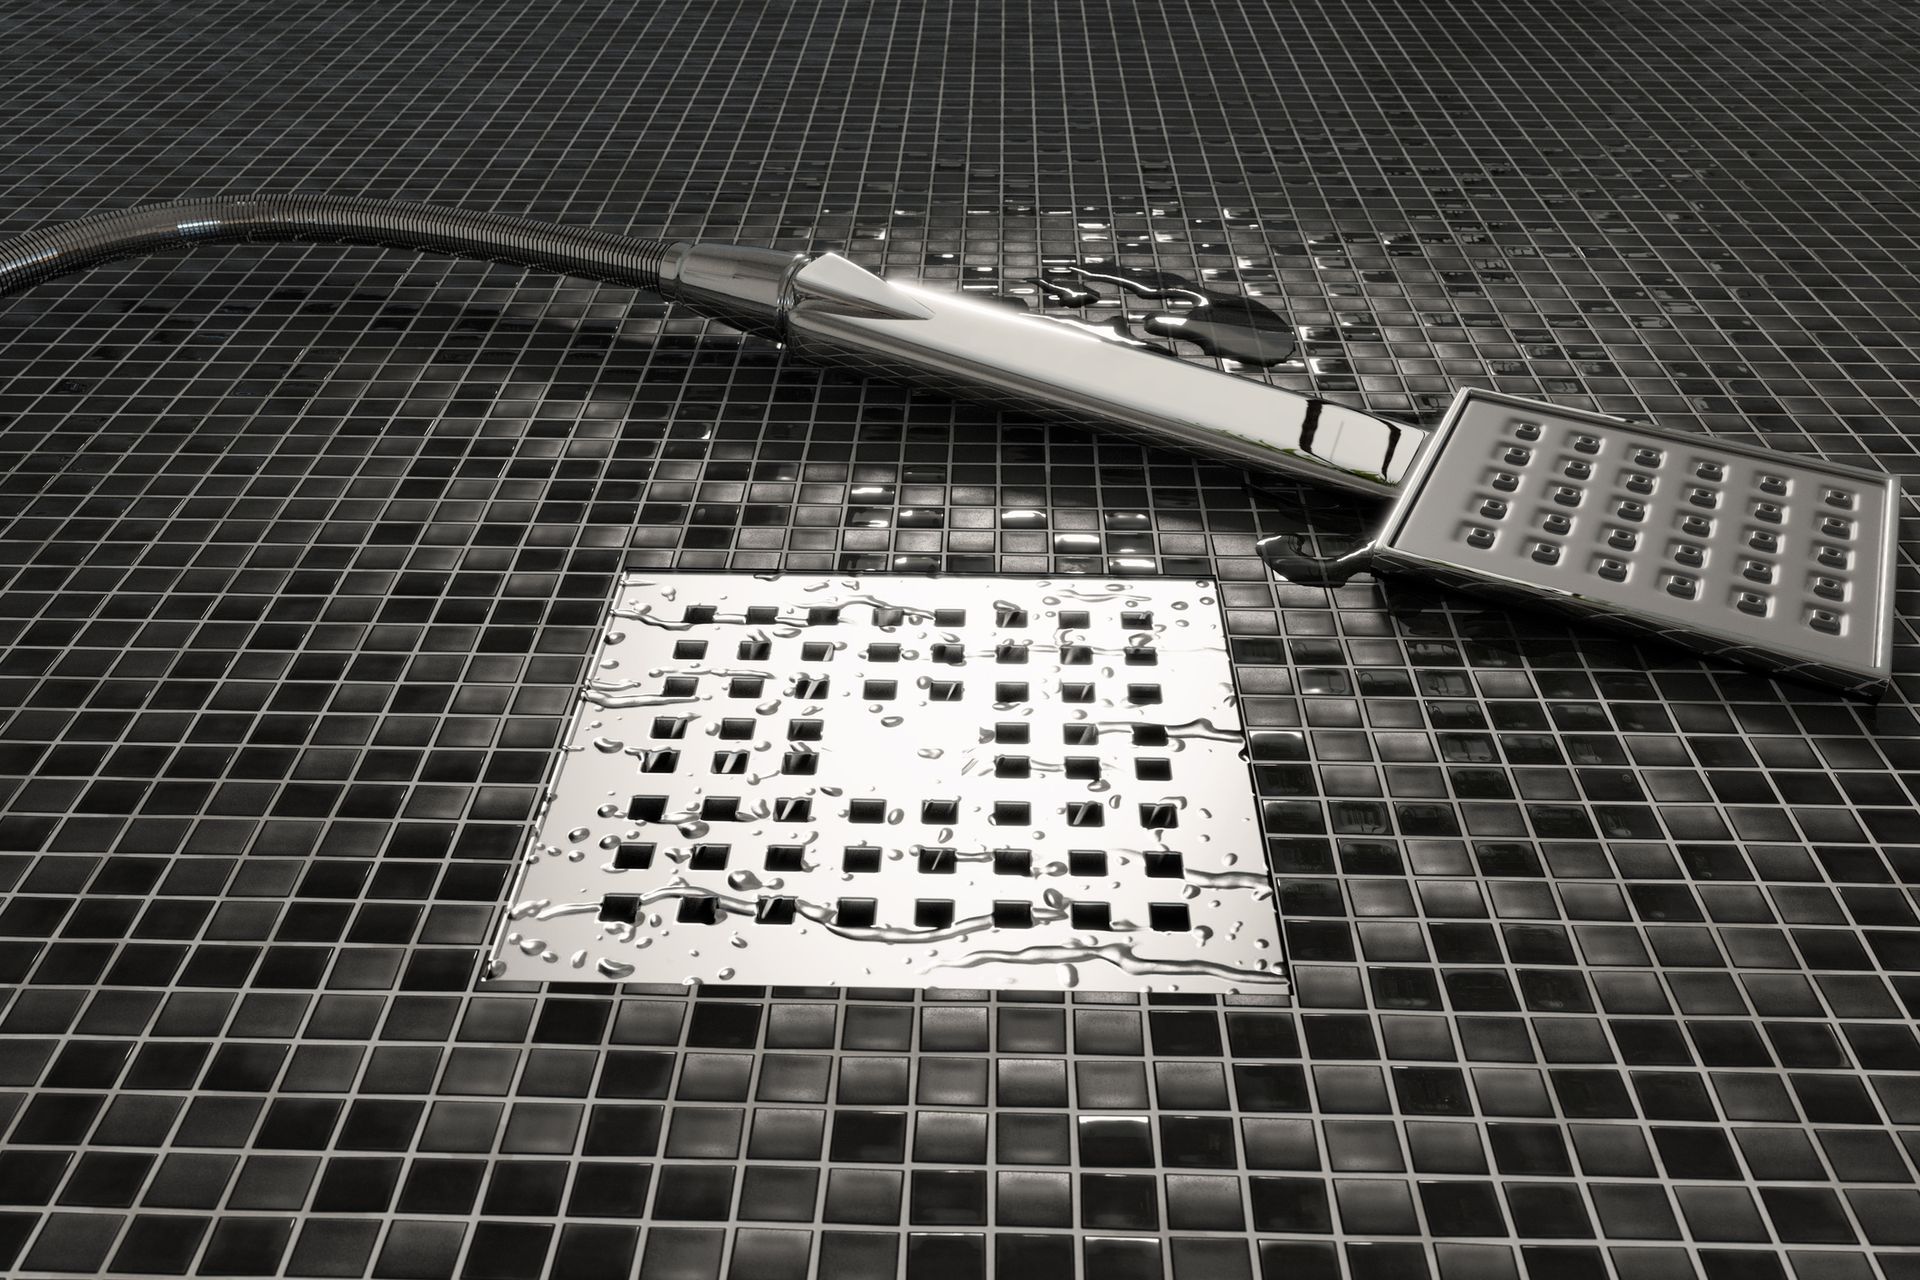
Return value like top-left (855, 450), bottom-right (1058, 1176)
top-left (487, 574), bottom-right (1286, 993)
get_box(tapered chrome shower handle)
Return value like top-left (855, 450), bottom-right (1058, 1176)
top-left (660, 244), bottom-right (1425, 499)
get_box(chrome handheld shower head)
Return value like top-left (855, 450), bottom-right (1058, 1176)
top-left (0, 200), bottom-right (1899, 696)
top-left (658, 244), bottom-right (1900, 697)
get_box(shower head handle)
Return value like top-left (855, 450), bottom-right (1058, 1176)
top-left (661, 242), bottom-right (1425, 499)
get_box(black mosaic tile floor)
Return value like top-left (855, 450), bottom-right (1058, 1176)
top-left (3, 1), bottom-right (1920, 1277)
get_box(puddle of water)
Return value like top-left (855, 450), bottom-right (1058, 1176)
top-left (1253, 534), bottom-right (1379, 587)
top-left (1017, 263), bottom-right (1300, 368)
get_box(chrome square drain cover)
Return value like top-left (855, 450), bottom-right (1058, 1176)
top-left (487, 573), bottom-right (1287, 993)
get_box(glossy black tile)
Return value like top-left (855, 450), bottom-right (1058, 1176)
top-left (1, 2), bottom-right (1918, 1277)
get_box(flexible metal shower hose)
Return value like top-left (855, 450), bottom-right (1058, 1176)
top-left (0, 194), bottom-right (678, 299)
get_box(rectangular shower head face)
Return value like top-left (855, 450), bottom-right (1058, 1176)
top-left (1372, 389), bottom-right (1899, 697)
top-left (486, 573), bottom-right (1288, 994)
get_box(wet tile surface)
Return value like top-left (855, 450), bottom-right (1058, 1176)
top-left (1, 1), bottom-right (1919, 1278)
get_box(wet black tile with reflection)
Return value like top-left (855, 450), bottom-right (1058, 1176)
top-left (3, 2), bottom-right (1920, 1279)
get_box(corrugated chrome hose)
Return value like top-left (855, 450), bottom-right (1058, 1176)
top-left (0, 194), bottom-right (679, 298)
